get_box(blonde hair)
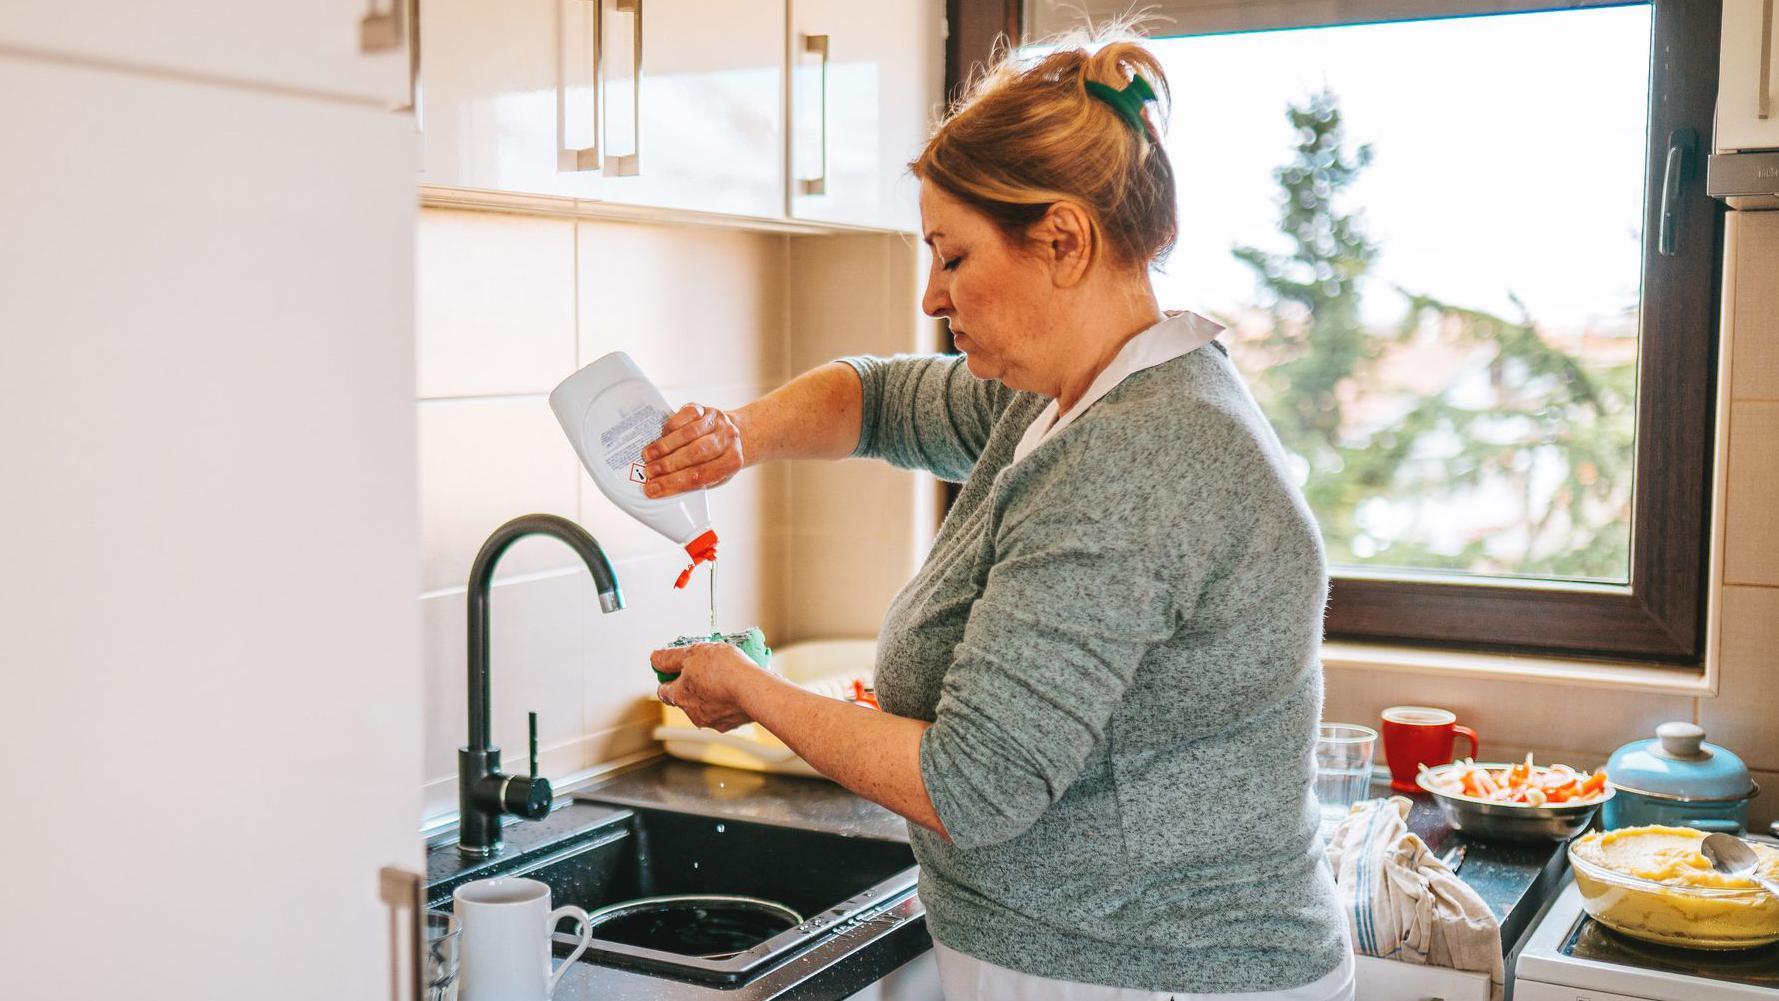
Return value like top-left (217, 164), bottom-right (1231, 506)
top-left (912, 31), bottom-right (1177, 271)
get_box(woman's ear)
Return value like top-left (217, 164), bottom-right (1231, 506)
top-left (1029, 201), bottom-right (1095, 288)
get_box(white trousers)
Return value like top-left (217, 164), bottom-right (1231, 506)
top-left (932, 941), bottom-right (1356, 1001)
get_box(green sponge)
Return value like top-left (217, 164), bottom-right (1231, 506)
top-left (661, 627), bottom-right (771, 683)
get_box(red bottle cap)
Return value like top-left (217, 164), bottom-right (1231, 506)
top-left (673, 529), bottom-right (719, 589)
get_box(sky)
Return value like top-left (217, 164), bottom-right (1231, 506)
top-left (1135, 5), bottom-right (1654, 333)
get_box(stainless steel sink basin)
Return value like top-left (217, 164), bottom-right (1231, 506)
top-left (428, 802), bottom-right (918, 985)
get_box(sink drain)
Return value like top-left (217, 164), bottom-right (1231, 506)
top-left (585, 894), bottom-right (803, 960)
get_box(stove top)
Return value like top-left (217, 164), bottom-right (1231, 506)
top-left (1515, 878), bottom-right (1779, 1000)
top-left (1560, 916), bottom-right (1779, 991)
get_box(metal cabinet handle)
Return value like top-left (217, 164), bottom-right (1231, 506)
top-left (361, 0), bottom-right (405, 54)
top-left (799, 34), bottom-right (830, 196)
top-left (1658, 128), bottom-right (1695, 258)
top-left (378, 866), bottom-right (426, 1001)
top-left (396, 0), bottom-right (421, 116)
top-left (604, 0), bottom-right (643, 177)
top-left (1761, 0), bottom-right (1774, 120)
top-left (564, 0), bottom-right (606, 171)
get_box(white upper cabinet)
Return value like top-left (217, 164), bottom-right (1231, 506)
top-left (1716, 0), bottom-right (1779, 152)
top-left (787, 0), bottom-right (944, 232)
top-left (0, 0), bottom-right (410, 105)
top-left (422, 0), bottom-right (784, 217)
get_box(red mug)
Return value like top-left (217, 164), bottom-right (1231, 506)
top-left (1381, 706), bottom-right (1480, 793)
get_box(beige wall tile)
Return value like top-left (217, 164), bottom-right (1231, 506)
top-left (1751, 770), bottom-right (1779, 835)
top-left (1724, 401), bottom-right (1779, 585)
top-left (576, 221), bottom-right (787, 392)
top-left (788, 456), bottom-right (923, 538)
top-left (418, 397), bottom-right (583, 591)
top-left (417, 209), bottom-right (576, 399)
top-left (782, 532), bottom-right (906, 642)
top-left (1731, 212), bottom-right (1779, 401)
top-left (420, 572), bottom-right (588, 784)
top-left (1701, 585), bottom-right (1779, 772)
top-left (1322, 666), bottom-right (1698, 768)
top-left (786, 233), bottom-right (934, 373)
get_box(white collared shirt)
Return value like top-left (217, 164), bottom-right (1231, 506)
top-left (1011, 309), bottom-right (1226, 464)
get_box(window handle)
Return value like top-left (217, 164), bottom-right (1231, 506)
top-left (1658, 128), bottom-right (1694, 258)
top-left (564, 0), bottom-right (605, 171)
top-left (1760, 0), bottom-right (1773, 120)
top-left (603, 0), bottom-right (643, 177)
top-left (800, 34), bottom-right (830, 196)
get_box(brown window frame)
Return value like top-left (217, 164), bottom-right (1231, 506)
top-left (947, 0), bottom-right (1723, 664)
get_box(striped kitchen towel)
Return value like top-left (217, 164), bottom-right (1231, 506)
top-left (1325, 796), bottom-right (1504, 1001)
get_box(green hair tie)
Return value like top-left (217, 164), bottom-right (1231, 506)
top-left (1084, 74), bottom-right (1157, 136)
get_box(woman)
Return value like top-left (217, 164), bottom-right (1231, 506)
top-left (642, 38), bottom-right (1352, 1001)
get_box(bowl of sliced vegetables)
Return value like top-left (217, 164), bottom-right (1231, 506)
top-left (1416, 756), bottom-right (1613, 841)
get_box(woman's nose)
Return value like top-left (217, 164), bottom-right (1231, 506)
top-left (921, 274), bottom-right (950, 319)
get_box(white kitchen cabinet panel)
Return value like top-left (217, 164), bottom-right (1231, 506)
top-left (0, 51), bottom-right (421, 1001)
top-left (423, 0), bottom-right (784, 217)
top-left (788, 0), bottom-right (944, 232)
top-left (1353, 955), bottom-right (1491, 1001)
top-left (0, 0), bottom-right (410, 105)
top-left (1717, 0), bottom-right (1779, 152)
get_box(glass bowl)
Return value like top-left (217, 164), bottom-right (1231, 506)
top-left (1567, 830), bottom-right (1779, 950)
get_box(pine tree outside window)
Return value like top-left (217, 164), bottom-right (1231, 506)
top-left (985, 0), bottom-right (1721, 662)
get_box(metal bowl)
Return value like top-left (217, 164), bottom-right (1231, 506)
top-left (1416, 763), bottom-right (1612, 841)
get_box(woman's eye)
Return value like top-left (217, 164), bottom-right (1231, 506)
top-left (942, 255), bottom-right (963, 272)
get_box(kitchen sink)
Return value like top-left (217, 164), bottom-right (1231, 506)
top-left (428, 802), bottom-right (919, 985)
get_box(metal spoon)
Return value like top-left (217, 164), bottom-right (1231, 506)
top-left (1701, 833), bottom-right (1779, 899)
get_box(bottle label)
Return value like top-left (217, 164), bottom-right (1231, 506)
top-left (598, 403), bottom-right (671, 479)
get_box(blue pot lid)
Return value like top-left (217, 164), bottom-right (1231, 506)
top-left (1606, 722), bottom-right (1755, 802)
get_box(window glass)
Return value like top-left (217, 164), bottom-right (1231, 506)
top-left (1138, 6), bottom-right (1651, 583)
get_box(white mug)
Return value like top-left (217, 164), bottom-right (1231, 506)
top-left (453, 877), bottom-right (593, 1001)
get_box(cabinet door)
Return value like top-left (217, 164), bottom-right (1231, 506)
top-left (580, 0), bottom-right (785, 217)
top-left (1352, 955), bottom-right (1491, 1001)
top-left (422, 0), bottom-right (783, 216)
top-left (0, 52), bottom-right (422, 1000)
top-left (1717, 0), bottom-right (1779, 152)
top-left (0, 0), bottom-right (409, 105)
top-left (788, 0), bottom-right (944, 231)
top-left (420, 0), bottom-right (591, 196)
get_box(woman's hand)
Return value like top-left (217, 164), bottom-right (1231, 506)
top-left (641, 404), bottom-right (746, 498)
top-left (651, 642), bottom-right (773, 731)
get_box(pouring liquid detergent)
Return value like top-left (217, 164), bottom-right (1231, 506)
top-left (550, 352), bottom-right (763, 680)
top-left (549, 351), bottom-right (719, 591)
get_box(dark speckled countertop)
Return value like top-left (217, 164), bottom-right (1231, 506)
top-left (422, 759), bottom-right (1567, 999)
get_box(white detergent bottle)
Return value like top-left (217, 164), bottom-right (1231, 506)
top-left (549, 352), bottom-right (718, 589)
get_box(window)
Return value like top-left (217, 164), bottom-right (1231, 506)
top-left (950, 0), bottom-right (1721, 662)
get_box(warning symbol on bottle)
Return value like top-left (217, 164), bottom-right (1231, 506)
top-left (628, 462), bottom-right (649, 484)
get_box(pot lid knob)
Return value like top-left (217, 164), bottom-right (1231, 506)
top-left (1655, 721), bottom-right (1710, 760)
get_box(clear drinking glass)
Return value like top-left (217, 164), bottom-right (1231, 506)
top-left (424, 910), bottom-right (460, 1001)
top-left (1315, 723), bottom-right (1379, 834)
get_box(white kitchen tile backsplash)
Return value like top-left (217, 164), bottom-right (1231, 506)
top-left (575, 223), bottom-right (787, 392)
top-left (417, 209), bottom-right (576, 399)
top-left (1701, 584), bottom-right (1779, 774)
top-left (418, 396), bottom-right (581, 592)
top-left (1724, 401), bottom-right (1779, 587)
top-left (1730, 211), bottom-right (1779, 401)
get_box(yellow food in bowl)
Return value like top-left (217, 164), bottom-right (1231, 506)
top-left (1569, 826), bottom-right (1779, 949)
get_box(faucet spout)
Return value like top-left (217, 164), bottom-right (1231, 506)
top-left (459, 513), bottom-right (624, 857)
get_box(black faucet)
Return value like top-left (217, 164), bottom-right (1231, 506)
top-left (459, 514), bottom-right (624, 857)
